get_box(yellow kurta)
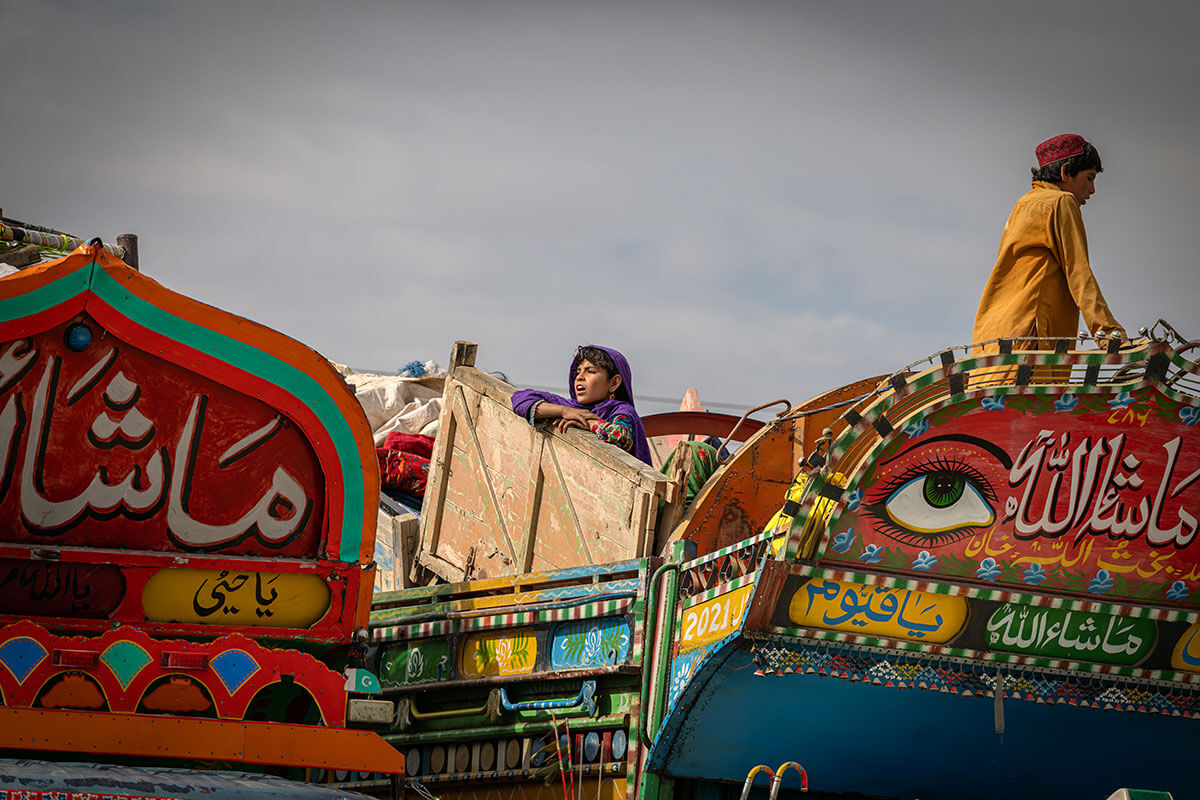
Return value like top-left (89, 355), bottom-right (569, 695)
top-left (973, 181), bottom-right (1123, 346)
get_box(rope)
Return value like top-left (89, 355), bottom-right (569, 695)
top-left (595, 731), bottom-right (605, 800)
top-left (0, 221), bottom-right (125, 259)
top-left (551, 711), bottom-right (572, 800)
top-left (565, 715), bottom-right (577, 800)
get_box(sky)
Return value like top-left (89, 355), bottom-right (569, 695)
top-left (3, 0), bottom-right (1198, 415)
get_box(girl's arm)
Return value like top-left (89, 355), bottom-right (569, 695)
top-left (591, 413), bottom-right (635, 453)
top-left (515, 397), bottom-right (603, 431)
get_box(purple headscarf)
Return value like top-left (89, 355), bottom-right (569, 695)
top-left (511, 345), bottom-right (652, 464)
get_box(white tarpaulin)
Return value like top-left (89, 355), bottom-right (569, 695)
top-left (331, 363), bottom-right (445, 445)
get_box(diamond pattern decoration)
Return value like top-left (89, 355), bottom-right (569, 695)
top-left (210, 649), bottom-right (259, 694)
top-left (0, 636), bottom-right (48, 684)
top-left (101, 640), bottom-right (153, 690)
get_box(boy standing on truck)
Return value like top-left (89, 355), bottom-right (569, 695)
top-left (973, 133), bottom-right (1125, 351)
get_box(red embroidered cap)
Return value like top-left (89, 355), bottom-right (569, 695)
top-left (1036, 134), bottom-right (1086, 167)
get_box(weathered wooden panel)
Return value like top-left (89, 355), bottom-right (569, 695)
top-left (415, 342), bottom-right (677, 581)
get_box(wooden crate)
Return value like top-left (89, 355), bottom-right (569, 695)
top-left (413, 342), bottom-right (680, 583)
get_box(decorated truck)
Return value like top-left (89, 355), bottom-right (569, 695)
top-left (0, 237), bottom-right (404, 792)
top-left (357, 331), bottom-right (1197, 799)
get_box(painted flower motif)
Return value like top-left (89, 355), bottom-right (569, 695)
top-left (1088, 569), bottom-right (1115, 594)
top-left (583, 626), bottom-right (602, 664)
top-left (831, 529), bottom-right (856, 554)
top-left (904, 418), bottom-right (930, 438)
top-left (1054, 394), bottom-right (1078, 412)
top-left (981, 395), bottom-right (1006, 411)
top-left (912, 550), bottom-right (938, 571)
top-left (1166, 581), bottom-right (1190, 602)
top-left (494, 637), bottom-right (513, 670)
top-left (975, 557), bottom-right (1001, 581)
top-left (670, 656), bottom-right (696, 706)
top-left (406, 647), bottom-right (425, 681)
top-left (1180, 406), bottom-right (1200, 427)
top-left (845, 488), bottom-right (863, 512)
top-left (1022, 564), bottom-right (1048, 586)
top-left (859, 544), bottom-right (883, 565)
top-left (1108, 392), bottom-right (1135, 410)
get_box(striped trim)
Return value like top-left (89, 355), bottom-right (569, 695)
top-left (828, 343), bottom-right (1199, 471)
top-left (683, 530), bottom-right (776, 570)
top-left (680, 572), bottom-right (758, 609)
top-left (371, 597), bottom-right (634, 642)
top-left (370, 580), bottom-right (642, 626)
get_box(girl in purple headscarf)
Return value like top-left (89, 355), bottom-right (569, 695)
top-left (511, 345), bottom-right (652, 465)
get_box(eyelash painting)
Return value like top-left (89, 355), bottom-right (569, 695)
top-left (864, 455), bottom-right (997, 547)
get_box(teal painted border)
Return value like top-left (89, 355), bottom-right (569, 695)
top-left (0, 257), bottom-right (92, 322)
top-left (0, 258), bottom-right (365, 562)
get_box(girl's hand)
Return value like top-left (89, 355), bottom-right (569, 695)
top-left (554, 407), bottom-right (602, 434)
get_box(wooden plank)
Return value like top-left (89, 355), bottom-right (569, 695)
top-left (455, 365), bottom-right (515, 402)
top-left (474, 395), bottom-right (534, 538)
top-left (413, 391), bottom-right (458, 584)
top-left (452, 385), bottom-right (519, 565)
top-left (519, 433), bottom-right (546, 573)
top-left (632, 489), bottom-right (653, 558)
top-left (544, 438), bottom-right (594, 566)
top-left (654, 441), bottom-right (690, 544)
top-left (417, 550), bottom-right (466, 584)
top-left (394, 513), bottom-right (420, 590)
top-left (449, 340), bottom-right (478, 371)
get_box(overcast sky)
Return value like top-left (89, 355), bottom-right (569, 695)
top-left (3, 1), bottom-right (1197, 414)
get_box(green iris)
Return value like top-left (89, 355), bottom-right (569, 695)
top-left (922, 473), bottom-right (965, 508)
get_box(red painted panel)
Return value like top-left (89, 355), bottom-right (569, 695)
top-left (0, 317), bottom-right (324, 558)
top-left (0, 620), bottom-right (349, 726)
top-left (824, 385), bottom-right (1200, 607)
top-left (0, 558), bottom-right (125, 617)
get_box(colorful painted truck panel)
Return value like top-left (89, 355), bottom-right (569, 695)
top-left (644, 336), bottom-right (1200, 799)
top-left (0, 244), bottom-right (402, 779)
top-left (355, 330), bottom-right (1195, 798)
top-left (807, 342), bottom-right (1200, 611)
top-left (349, 560), bottom-right (652, 798)
top-left (0, 245), bottom-right (378, 641)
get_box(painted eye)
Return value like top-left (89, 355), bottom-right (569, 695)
top-left (879, 470), bottom-right (994, 542)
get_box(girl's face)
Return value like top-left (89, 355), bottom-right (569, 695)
top-left (574, 359), bottom-right (621, 405)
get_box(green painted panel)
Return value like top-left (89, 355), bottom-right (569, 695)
top-left (379, 639), bottom-right (451, 687)
top-left (986, 602), bottom-right (1155, 664)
